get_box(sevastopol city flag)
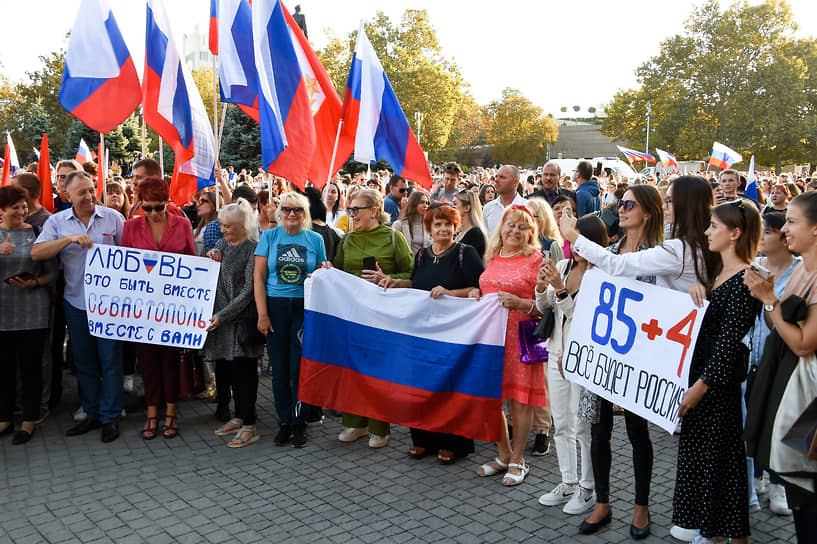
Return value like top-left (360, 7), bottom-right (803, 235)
top-left (1, 133), bottom-right (19, 187)
top-left (617, 145), bottom-right (655, 164)
top-left (299, 268), bottom-right (508, 442)
top-left (144, 0), bottom-right (215, 205)
top-left (59, 0), bottom-right (141, 134)
top-left (744, 155), bottom-right (758, 201)
top-left (708, 141), bottom-right (742, 169)
top-left (341, 24), bottom-right (432, 188)
top-left (655, 148), bottom-right (678, 169)
top-left (75, 138), bottom-right (92, 164)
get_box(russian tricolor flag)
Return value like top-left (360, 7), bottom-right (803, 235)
top-left (655, 147), bottom-right (678, 169)
top-left (208, 0), bottom-right (219, 56)
top-left (252, 0), bottom-right (316, 186)
top-left (708, 141), bottom-right (743, 169)
top-left (215, 0), bottom-right (258, 109)
top-left (58, 0), bottom-right (141, 134)
top-left (617, 145), bottom-right (656, 164)
top-left (744, 155), bottom-right (759, 201)
top-left (76, 138), bottom-right (92, 164)
top-left (341, 24), bottom-right (432, 188)
top-left (299, 269), bottom-right (508, 442)
top-left (144, 0), bottom-right (215, 204)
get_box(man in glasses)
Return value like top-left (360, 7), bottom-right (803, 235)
top-left (54, 159), bottom-right (82, 212)
top-left (32, 170), bottom-right (125, 443)
top-left (383, 174), bottom-right (407, 224)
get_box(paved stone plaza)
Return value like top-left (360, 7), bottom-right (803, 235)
top-left (1, 373), bottom-right (797, 543)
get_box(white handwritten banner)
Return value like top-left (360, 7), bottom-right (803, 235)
top-left (562, 268), bottom-right (709, 433)
top-left (83, 245), bottom-right (220, 349)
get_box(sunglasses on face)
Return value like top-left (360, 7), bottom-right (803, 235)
top-left (142, 203), bottom-right (167, 213)
top-left (617, 200), bottom-right (638, 212)
top-left (281, 206), bottom-right (304, 215)
top-left (397, 188), bottom-right (408, 193)
top-left (348, 206), bottom-right (373, 215)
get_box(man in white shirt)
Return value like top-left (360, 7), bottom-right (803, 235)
top-left (483, 165), bottom-right (527, 236)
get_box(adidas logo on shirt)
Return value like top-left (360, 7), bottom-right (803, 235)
top-left (279, 247), bottom-right (305, 263)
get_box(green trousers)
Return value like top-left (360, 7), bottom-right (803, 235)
top-left (342, 412), bottom-right (389, 436)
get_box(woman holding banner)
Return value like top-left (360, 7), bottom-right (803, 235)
top-left (380, 202), bottom-right (484, 463)
top-left (205, 199), bottom-right (263, 448)
top-left (535, 215), bottom-right (608, 517)
top-left (674, 200), bottom-right (761, 544)
top-left (559, 175), bottom-right (716, 540)
top-left (0, 186), bottom-right (56, 445)
top-left (122, 177), bottom-right (195, 440)
top-left (472, 205), bottom-right (544, 486)
top-left (745, 192), bottom-right (817, 543)
top-left (333, 189), bottom-right (413, 448)
top-left (254, 192), bottom-right (327, 449)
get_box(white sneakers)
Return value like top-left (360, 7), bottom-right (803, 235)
top-left (538, 482), bottom-right (576, 506)
top-left (337, 426), bottom-right (368, 442)
top-left (768, 483), bottom-right (792, 516)
top-left (755, 473), bottom-right (769, 495)
top-left (563, 486), bottom-right (597, 515)
top-left (368, 434), bottom-right (389, 449)
top-left (73, 407), bottom-right (87, 422)
top-left (670, 526), bottom-right (700, 541)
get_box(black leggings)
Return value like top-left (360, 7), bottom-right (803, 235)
top-left (591, 398), bottom-right (653, 505)
top-left (216, 358), bottom-right (258, 426)
top-left (1, 329), bottom-right (46, 422)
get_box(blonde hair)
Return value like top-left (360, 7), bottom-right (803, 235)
top-left (218, 198), bottom-right (260, 242)
top-left (526, 197), bottom-right (563, 246)
top-left (485, 206), bottom-right (539, 260)
top-left (351, 188), bottom-right (390, 223)
top-left (276, 191), bottom-right (312, 230)
top-left (454, 190), bottom-right (487, 240)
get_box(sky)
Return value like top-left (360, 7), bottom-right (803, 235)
top-left (2, 0), bottom-right (817, 116)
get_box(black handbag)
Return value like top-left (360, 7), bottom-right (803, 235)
top-left (532, 308), bottom-right (555, 339)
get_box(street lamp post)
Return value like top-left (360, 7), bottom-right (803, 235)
top-left (414, 111), bottom-right (424, 146)
top-left (645, 101), bottom-right (652, 155)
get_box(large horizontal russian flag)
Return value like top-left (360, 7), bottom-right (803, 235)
top-left (58, 0), bottom-right (141, 134)
top-left (299, 268), bottom-right (508, 442)
top-left (341, 25), bottom-right (432, 188)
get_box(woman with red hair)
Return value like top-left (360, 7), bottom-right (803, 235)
top-left (122, 177), bottom-right (195, 440)
top-left (380, 202), bottom-right (484, 463)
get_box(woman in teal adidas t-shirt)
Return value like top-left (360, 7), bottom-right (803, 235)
top-left (254, 191), bottom-right (327, 449)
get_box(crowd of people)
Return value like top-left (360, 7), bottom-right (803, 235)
top-left (1, 156), bottom-right (816, 543)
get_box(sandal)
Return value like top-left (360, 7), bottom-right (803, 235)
top-left (141, 417), bottom-right (159, 440)
top-left (502, 462), bottom-right (530, 486)
top-left (438, 449), bottom-right (456, 465)
top-left (227, 427), bottom-right (260, 448)
top-left (409, 445), bottom-right (427, 459)
top-left (477, 457), bottom-right (509, 477)
top-left (214, 418), bottom-right (242, 436)
top-left (162, 415), bottom-right (179, 439)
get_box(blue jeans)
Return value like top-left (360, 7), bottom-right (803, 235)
top-left (63, 301), bottom-right (123, 424)
top-left (265, 297), bottom-right (305, 426)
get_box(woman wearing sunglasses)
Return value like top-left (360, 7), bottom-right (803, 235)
top-left (194, 191), bottom-right (222, 258)
top-left (254, 192), bottom-right (328, 449)
top-left (121, 177), bottom-right (195, 440)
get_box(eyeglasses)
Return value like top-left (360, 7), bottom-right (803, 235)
top-left (142, 203), bottom-right (167, 213)
top-left (348, 206), bottom-right (373, 215)
top-left (397, 188), bottom-right (408, 193)
top-left (281, 206), bottom-right (305, 215)
top-left (617, 200), bottom-right (638, 212)
top-left (56, 174), bottom-right (68, 181)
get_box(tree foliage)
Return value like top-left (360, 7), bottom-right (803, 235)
top-left (219, 105), bottom-right (262, 170)
top-left (486, 88), bottom-right (559, 167)
top-left (439, 96), bottom-right (488, 165)
top-left (602, 0), bottom-right (817, 171)
top-left (317, 10), bottom-right (466, 157)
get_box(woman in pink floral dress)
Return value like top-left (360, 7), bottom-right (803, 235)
top-left (470, 205), bottom-right (546, 486)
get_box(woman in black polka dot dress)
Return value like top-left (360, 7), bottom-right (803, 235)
top-left (673, 201), bottom-right (762, 544)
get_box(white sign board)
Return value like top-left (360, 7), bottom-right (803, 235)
top-left (562, 268), bottom-right (709, 433)
top-left (83, 245), bottom-right (220, 349)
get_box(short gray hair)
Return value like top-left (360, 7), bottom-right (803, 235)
top-left (65, 170), bottom-right (92, 190)
top-left (218, 198), bottom-right (259, 242)
top-left (543, 161), bottom-right (561, 176)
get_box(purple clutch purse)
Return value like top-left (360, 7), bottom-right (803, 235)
top-left (518, 318), bottom-right (549, 364)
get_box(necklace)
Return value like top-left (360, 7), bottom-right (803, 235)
top-left (499, 248), bottom-right (522, 258)
top-left (430, 243), bottom-right (456, 264)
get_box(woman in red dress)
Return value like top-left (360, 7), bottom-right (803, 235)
top-left (121, 177), bottom-right (195, 440)
top-left (470, 205), bottom-right (545, 486)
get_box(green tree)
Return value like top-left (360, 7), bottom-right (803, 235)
top-left (572, 105), bottom-right (580, 113)
top-left (317, 10), bottom-right (466, 156)
top-left (219, 105), bottom-right (262, 170)
top-left (603, 0), bottom-right (817, 171)
top-left (21, 99), bottom-right (53, 164)
top-left (17, 51), bottom-right (74, 157)
top-left (437, 96), bottom-right (487, 164)
top-left (486, 88), bottom-right (559, 167)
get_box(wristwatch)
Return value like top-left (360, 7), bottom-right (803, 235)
top-left (556, 288), bottom-right (569, 300)
top-left (764, 299), bottom-right (780, 312)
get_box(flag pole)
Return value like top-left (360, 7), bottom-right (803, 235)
top-left (217, 103), bottom-right (228, 150)
top-left (141, 106), bottom-right (146, 158)
top-left (212, 57), bottom-right (219, 158)
top-left (159, 135), bottom-right (164, 176)
top-left (99, 132), bottom-right (106, 205)
top-left (325, 119), bottom-right (344, 187)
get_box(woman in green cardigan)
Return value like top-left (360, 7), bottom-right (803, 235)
top-left (333, 188), bottom-right (413, 448)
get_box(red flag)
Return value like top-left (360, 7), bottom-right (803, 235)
top-left (170, 159), bottom-right (199, 207)
top-left (37, 134), bottom-right (54, 213)
top-left (1, 141), bottom-right (9, 187)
